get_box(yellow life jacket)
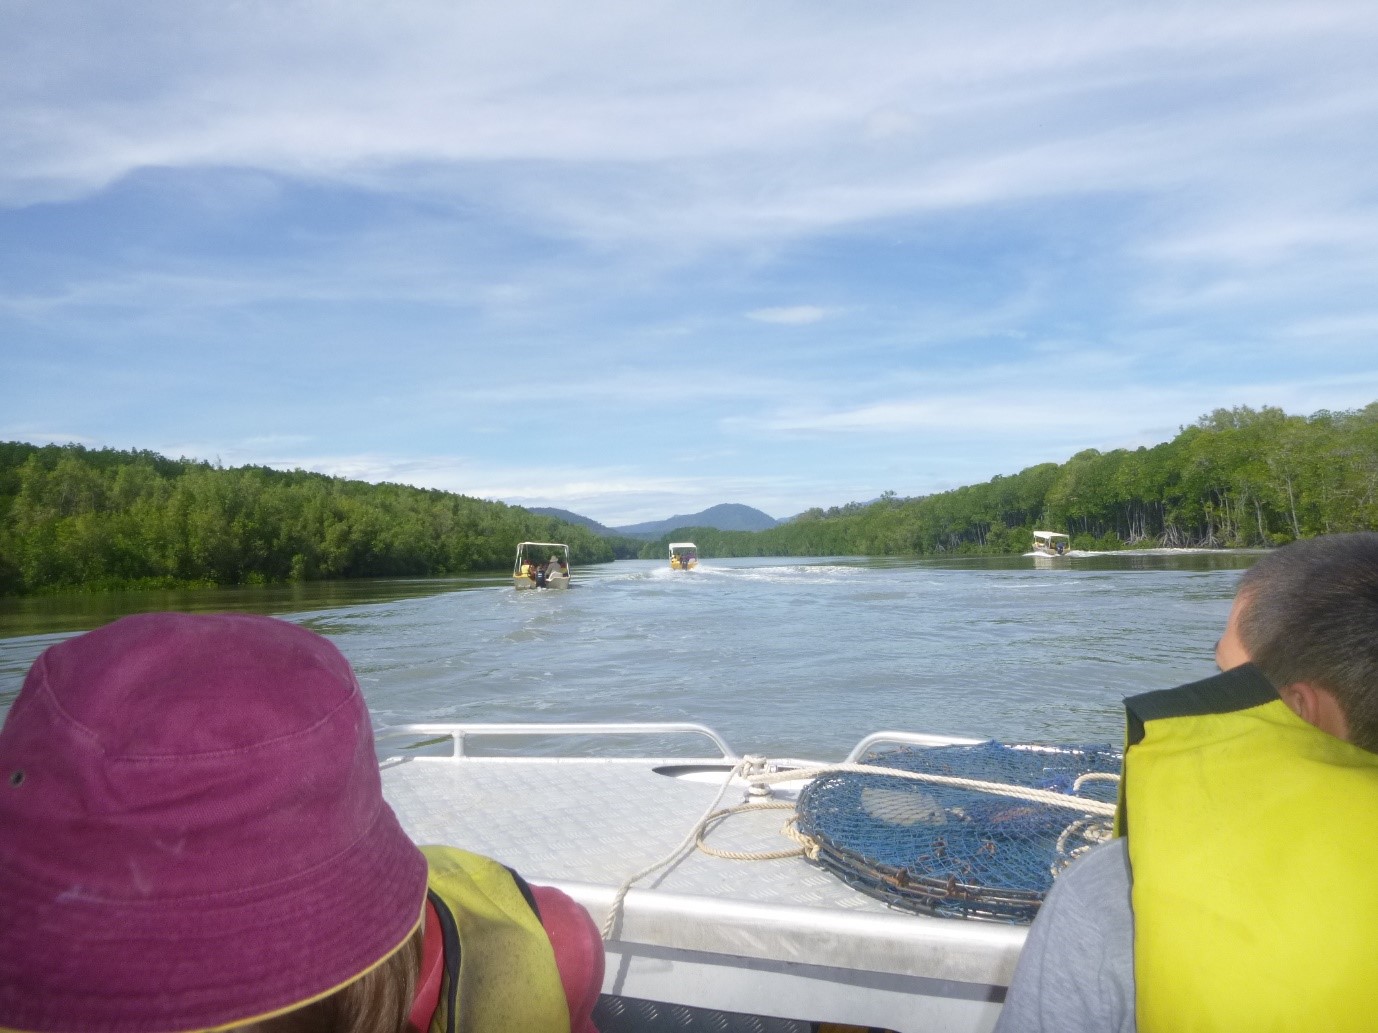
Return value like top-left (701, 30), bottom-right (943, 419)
top-left (1118, 664), bottom-right (1378, 1033)
top-left (420, 845), bottom-right (571, 1033)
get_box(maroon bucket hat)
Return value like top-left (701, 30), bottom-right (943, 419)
top-left (0, 612), bottom-right (429, 1033)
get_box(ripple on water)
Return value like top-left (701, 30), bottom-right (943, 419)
top-left (0, 555), bottom-right (1255, 755)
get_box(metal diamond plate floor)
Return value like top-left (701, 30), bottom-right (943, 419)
top-left (382, 756), bottom-right (893, 912)
top-left (379, 740), bottom-right (1021, 1031)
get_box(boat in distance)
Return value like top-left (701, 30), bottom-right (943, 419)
top-left (513, 541), bottom-right (572, 589)
top-left (377, 721), bottom-right (1119, 1032)
top-left (669, 542), bottom-right (699, 571)
top-left (1032, 530), bottom-right (1071, 557)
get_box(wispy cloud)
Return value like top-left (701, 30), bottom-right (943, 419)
top-left (4, 1), bottom-right (1377, 522)
top-left (729, 374), bottom-right (1378, 441)
top-left (747, 306), bottom-right (828, 325)
top-left (196, 448), bottom-right (806, 525)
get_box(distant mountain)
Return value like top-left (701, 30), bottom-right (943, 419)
top-left (614, 503), bottom-right (778, 538)
top-left (526, 507), bottom-right (616, 535)
top-left (525, 502), bottom-right (779, 539)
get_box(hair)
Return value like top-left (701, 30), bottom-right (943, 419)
top-left (236, 922), bottom-right (424, 1033)
top-left (1236, 532), bottom-right (1378, 752)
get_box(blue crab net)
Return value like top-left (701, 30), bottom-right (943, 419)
top-left (793, 741), bottom-right (1121, 923)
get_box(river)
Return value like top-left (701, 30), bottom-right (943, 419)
top-left (0, 552), bottom-right (1258, 759)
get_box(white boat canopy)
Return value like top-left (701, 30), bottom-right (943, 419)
top-left (1031, 531), bottom-right (1070, 543)
top-left (669, 542), bottom-right (698, 570)
top-left (513, 541), bottom-right (572, 588)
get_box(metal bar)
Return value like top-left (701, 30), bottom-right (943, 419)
top-left (842, 730), bottom-right (986, 764)
top-left (376, 721), bottom-right (738, 760)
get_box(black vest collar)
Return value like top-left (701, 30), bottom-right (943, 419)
top-left (1124, 664), bottom-right (1279, 747)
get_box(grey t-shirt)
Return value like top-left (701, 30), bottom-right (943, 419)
top-left (992, 839), bottom-right (1136, 1033)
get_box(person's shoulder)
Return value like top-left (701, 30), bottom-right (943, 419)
top-left (1061, 837), bottom-right (1129, 884)
top-left (1022, 838), bottom-right (1132, 949)
top-left (992, 839), bottom-right (1136, 1033)
top-left (1047, 838), bottom-right (1130, 913)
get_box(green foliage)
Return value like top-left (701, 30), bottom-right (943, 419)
top-left (5, 401), bottom-right (1375, 593)
top-left (601, 534), bottom-right (646, 559)
top-left (0, 443), bottom-right (614, 595)
top-left (640, 402), bottom-right (1378, 561)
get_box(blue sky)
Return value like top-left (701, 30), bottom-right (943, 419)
top-left (4, 2), bottom-right (1378, 525)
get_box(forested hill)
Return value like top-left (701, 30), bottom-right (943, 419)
top-left (0, 443), bottom-right (616, 595)
top-left (5, 403), bottom-right (1375, 594)
top-left (641, 404), bottom-right (1378, 559)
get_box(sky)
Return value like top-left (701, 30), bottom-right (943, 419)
top-left (4, 2), bottom-right (1378, 525)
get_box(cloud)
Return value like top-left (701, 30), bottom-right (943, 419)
top-left (728, 373), bottom-right (1378, 441)
top-left (5, 1), bottom-right (1378, 526)
top-left (1282, 312), bottom-right (1378, 339)
top-left (0, 427), bottom-right (100, 447)
top-left (747, 305), bottom-right (828, 325)
top-left (5, 3), bottom-right (1376, 246)
top-left (168, 445), bottom-right (806, 525)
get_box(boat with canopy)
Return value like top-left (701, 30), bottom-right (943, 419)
top-left (1032, 531), bottom-right (1071, 557)
top-left (669, 542), bottom-right (698, 571)
top-left (513, 541), bottom-right (572, 589)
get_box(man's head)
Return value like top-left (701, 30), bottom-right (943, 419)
top-left (1217, 533), bottom-right (1378, 752)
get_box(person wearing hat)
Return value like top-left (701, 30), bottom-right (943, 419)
top-left (0, 612), bottom-right (603, 1033)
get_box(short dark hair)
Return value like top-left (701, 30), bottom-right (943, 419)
top-left (1237, 532), bottom-right (1378, 752)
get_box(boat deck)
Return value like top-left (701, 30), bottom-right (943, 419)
top-left (379, 724), bottom-right (1026, 1033)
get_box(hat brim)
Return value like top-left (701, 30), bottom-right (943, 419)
top-left (0, 803), bottom-right (428, 1033)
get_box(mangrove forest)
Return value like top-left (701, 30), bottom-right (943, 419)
top-left (4, 402), bottom-right (1376, 595)
top-left (639, 403), bottom-right (1378, 559)
top-left (0, 444), bottom-right (620, 595)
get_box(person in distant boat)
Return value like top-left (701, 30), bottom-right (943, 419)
top-left (0, 612), bottom-right (602, 1033)
top-left (995, 533), bottom-right (1378, 1033)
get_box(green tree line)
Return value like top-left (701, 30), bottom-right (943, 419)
top-left (0, 443), bottom-right (620, 595)
top-left (639, 403), bottom-right (1378, 559)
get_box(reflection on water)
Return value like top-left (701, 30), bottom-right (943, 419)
top-left (0, 574), bottom-right (507, 639)
top-left (0, 552), bottom-right (1261, 756)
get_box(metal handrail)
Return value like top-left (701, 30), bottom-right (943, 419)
top-left (842, 729), bottom-right (985, 765)
top-left (375, 721), bottom-right (738, 760)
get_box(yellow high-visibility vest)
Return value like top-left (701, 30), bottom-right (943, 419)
top-left (1119, 664), bottom-right (1378, 1032)
top-left (421, 845), bottom-right (571, 1033)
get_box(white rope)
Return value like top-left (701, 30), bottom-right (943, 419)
top-left (1072, 771), bottom-right (1120, 792)
top-left (600, 758), bottom-right (748, 940)
top-left (694, 801), bottom-right (805, 861)
top-left (745, 762), bottom-right (1118, 816)
top-left (779, 812), bottom-right (821, 860)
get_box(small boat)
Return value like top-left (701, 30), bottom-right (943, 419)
top-left (513, 541), bottom-right (572, 589)
top-left (378, 721), bottom-right (1119, 1033)
top-left (1032, 531), bottom-right (1071, 557)
top-left (669, 542), bottom-right (698, 571)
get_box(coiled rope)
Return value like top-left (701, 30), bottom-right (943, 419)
top-left (600, 755), bottom-right (1118, 940)
top-left (600, 757), bottom-right (749, 939)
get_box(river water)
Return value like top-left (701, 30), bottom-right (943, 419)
top-left (0, 552), bottom-right (1258, 759)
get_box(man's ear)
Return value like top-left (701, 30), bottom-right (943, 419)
top-left (1278, 684), bottom-right (1313, 729)
top-left (1277, 681), bottom-right (1351, 741)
